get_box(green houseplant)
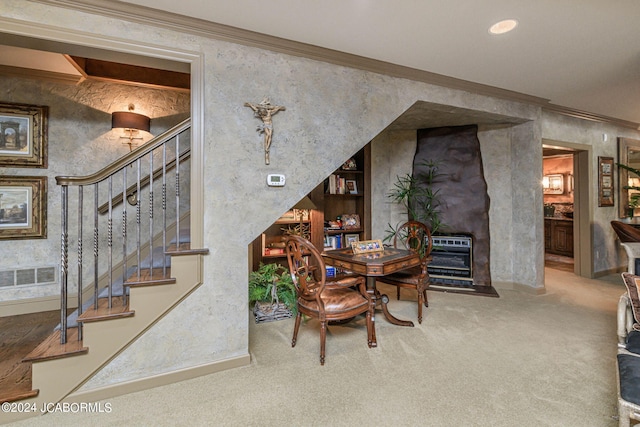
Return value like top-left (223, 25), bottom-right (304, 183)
top-left (385, 159), bottom-right (445, 243)
top-left (617, 162), bottom-right (640, 217)
top-left (249, 262), bottom-right (297, 317)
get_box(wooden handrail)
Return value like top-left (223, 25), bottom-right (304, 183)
top-left (55, 118), bottom-right (190, 186)
top-left (97, 150), bottom-right (190, 214)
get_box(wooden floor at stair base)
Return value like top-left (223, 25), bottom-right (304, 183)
top-left (0, 310), bottom-right (61, 403)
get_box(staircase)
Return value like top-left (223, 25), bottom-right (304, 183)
top-left (0, 119), bottom-right (208, 424)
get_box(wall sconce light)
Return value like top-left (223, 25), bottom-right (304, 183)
top-left (111, 104), bottom-right (151, 151)
top-left (542, 176), bottom-right (550, 189)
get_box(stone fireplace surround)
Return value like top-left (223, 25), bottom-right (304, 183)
top-left (415, 125), bottom-right (492, 290)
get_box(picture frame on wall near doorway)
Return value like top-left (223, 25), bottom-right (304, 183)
top-left (598, 156), bottom-right (614, 207)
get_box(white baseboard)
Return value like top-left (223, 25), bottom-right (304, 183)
top-left (0, 295), bottom-right (79, 317)
top-left (65, 353), bottom-right (251, 404)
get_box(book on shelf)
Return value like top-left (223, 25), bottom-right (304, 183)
top-left (326, 235), bottom-right (342, 250)
top-left (327, 174), bottom-right (347, 195)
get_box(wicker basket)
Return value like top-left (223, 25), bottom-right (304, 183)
top-left (252, 276), bottom-right (294, 323)
top-left (253, 301), bottom-right (292, 323)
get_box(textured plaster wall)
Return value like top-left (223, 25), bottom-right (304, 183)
top-left (541, 111), bottom-right (640, 274)
top-left (371, 124), bottom-right (539, 288)
top-left (370, 130), bottom-right (416, 238)
top-left (0, 74), bottom-right (189, 302)
top-left (2, 0), bottom-right (615, 391)
top-left (478, 125), bottom-right (516, 286)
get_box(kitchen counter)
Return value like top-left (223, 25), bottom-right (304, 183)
top-left (544, 216), bottom-right (573, 222)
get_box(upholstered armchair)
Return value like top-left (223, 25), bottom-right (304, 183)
top-left (284, 235), bottom-right (376, 365)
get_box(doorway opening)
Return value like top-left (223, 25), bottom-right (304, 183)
top-left (542, 141), bottom-right (592, 277)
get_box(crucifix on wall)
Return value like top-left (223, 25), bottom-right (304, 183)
top-left (244, 98), bottom-right (285, 165)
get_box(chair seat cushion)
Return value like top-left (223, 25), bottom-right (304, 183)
top-left (618, 354), bottom-right (640, 406)
top-left (621, 273), bottom-right (640, 329)
top-left (627, 330), bottom-right (640, 355)
top-left (298, 287), bottom-right (368, 315)
top-left (384, 266), bottom-right (425, 286)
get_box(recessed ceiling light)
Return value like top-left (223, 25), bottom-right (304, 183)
top-left (489, 19), bottom-right (518, 35)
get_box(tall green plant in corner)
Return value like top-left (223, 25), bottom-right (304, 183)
top-left (385, 159), bottom-right (445, 242)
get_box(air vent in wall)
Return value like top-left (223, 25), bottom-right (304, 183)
top-left (0, 266), bottom-right (57, 287)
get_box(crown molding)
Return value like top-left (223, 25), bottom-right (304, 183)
top-left (27, 0), bottom-right (640, 130)
top-left (542, 103), bottom-right (640, 130)
top-left (0, 64), bottom-right (82, 85)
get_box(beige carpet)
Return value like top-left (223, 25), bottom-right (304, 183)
top-left (7, 268), bottom-right (627, 426)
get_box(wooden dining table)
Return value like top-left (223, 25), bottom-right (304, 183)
top-left (322, 247), bottom-right (421, 327)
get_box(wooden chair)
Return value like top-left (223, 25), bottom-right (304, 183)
top-left (284, 235), bottom-right (376, 365)
top-left (612, 221), bottom-right (640, 243)
top-left (380, 221), bottom-right (433, 324)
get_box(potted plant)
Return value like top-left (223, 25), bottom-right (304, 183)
top-left (249, 262), bottom-right (297, 323)
top-left (384, 159), bottom-right (445, 243)
top-left (617, 163), bottom-right (640, 218)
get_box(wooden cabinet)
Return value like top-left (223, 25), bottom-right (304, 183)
top-left (322, 145), bottom-right (371, 251)
top-left (544, 218), bottom-right (573, 257)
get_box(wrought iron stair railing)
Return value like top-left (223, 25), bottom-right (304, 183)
top-left (55, 118), bottom-right (191, 344)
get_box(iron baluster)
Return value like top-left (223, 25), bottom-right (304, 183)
top-left (136, 158), bottom-right (141, 280)
top-left (148, 152), bottom-right (154, 279)
top-left (77, 186), bottom-right (83, 341)
top-left (162, 144), bottom-right (167, 276)
top-left (60, 186), bottom-right (69, 344)
top-left (93, 183), bottom-right (99, 311)
top-left (107, 175), bottom-right (113, 309)
top-left (175, 134), bottom-right (180, 248)
top-left (122, 167), bottom-right (128, 305)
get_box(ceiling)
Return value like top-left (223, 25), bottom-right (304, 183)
top-left (118, 0), bottom-right (640, 127)
top-left (2, 1), bottom-right (639, 127)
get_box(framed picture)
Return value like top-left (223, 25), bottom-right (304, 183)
top-left (0, 176), bottom-right (47, 239)
top-left (351, 239), bottom-right (384, 254)
top-left (543, 174), bottom-right (564, 194)
top-left (0, 102), bottom-right (48, 168)
top-left (345, 179), bottom-right (358, 194)
top-left (341, 213), bottom-right (360, 230)
top-left (598, 156), bottom-right (614, 207)
top-left (344, 233), bottom-right (360, 246)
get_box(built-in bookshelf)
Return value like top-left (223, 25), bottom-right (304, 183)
top-left (323, 145), bottom-right (371, 251)
top-left (250, 144), bottom-right (370, 270)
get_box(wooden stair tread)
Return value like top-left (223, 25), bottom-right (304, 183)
top-left (125, 267), bottom-right (175, 287)
top-left (165, 243), bottom-right (209, 256)
top-left (0, 388), bottom-right (39, 404)
top-left (0, 309), bottom-right (61, 404)
top-left (0, 358), bottom-right (39, 404)
top-left (23, 328), bottom-right (88, 363)
top-left (77, 296), bottom-right (134, 323)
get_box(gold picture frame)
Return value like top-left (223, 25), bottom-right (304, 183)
top-left (0, 175), bottom-right (47, 239)
top-left (598, 156), bottom-right (614, 207)
top-left (341, 213), bottom-right (360, 230)
top-left (351, 239), bottom-right (383, 254)
top-left (0, 102), bottom-right (48, 168)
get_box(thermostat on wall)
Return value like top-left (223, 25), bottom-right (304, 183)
top-left (267, 174), bottom-right (286, 187)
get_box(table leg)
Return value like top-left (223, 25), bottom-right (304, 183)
top-left (367, 277), bottom-right (414, 327)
